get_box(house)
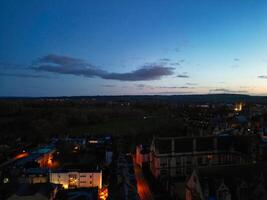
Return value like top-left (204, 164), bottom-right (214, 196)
top-left (6, 183), bottom-right (59, 200)
top-left (105, 148), bottom-right (113, 165)
top-left (23, 168), bottom-right (49, 184)
top-left (136, 144), bottom-right (150, 167)
top-left (185, 163), bottom-right (267, 200)
top-left (49, 166), bottom-right (102, 189)
top-left (55, 187), bottom-right (99, 200)
top-left (114, 153), bottom-right (140, 200)
top-left (14, 146), bottom-right (56, 169)
top-left (150, 135), bottom-right (252, 178)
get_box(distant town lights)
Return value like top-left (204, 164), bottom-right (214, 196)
top-left (3, 178), bottom-right (9, 184)
top-left (62, 184), bottom-right (68, 189)
top-left (234, 102), bottom-right (243, 112)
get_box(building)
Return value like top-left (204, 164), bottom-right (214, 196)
top-left (55, 187), bottom-right (99, 200)
top-left (150, 135), bottom-right (251, 178)
top-left (7, 183), bottom-right (59, 200)
top-left (23, 168), bottom-right (49, 184)
top-left (105, 148), bottom-right (113, 165)
top-left (185, 163), bottom-right (267, 200)
top-left (49, 168), bottom-right (102, 189)
top-left (135, 144), bottom-right (150, 167)
top-left (113, 153), bottom-right (140, 200)
top-left (14, 146), bottom-right (56, 169)
top-left (31, 146), bottom-right (56, 168)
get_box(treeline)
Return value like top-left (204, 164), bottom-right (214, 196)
top-left (0, 100), bottom-right (188, 143)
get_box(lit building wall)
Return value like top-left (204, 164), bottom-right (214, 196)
top-left (136, 145), bottom-right (150, 167)
top-left (36, 149), bottom-right (56, 168)
top-left (49, 171), bottom-right (102, 189)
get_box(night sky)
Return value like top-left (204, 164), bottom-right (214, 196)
top-left (1, 0), bottom-right (267, 96)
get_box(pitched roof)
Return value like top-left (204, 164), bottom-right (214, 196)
top-left (15, 183), bottom-right (57, 197)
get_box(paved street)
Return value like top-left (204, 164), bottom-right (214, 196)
top-left (133, 157), bottom-right (154, 200)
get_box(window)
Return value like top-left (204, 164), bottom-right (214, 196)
top-left (186, 156), bottom-right (192, 165)
top-left (160, 169), bottom-right (167, 175)
top-left (186, 167), bottom-right (192, 174)
top-left (175, 168), bottom-right (181, 175)
top-left (176, 157), bottom-right (181, 166)
top-left (160, 159), bottom-right (167, 167)
top-left (217, 182), bottom-right (231, 200)
top-left (197, 157), bottom-right (202, 165)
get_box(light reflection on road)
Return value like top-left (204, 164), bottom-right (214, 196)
top-left (133, 157), bottom-right (154, 200)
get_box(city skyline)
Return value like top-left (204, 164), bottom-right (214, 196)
top-left (1, 0), bottom-right (267, 96)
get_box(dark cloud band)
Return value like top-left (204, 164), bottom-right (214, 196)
top-left (33, 54), bottom-right (175, 81)
top-left (209, 88), bottom-right (248, 94)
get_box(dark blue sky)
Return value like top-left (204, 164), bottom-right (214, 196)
top-left (1, 0), bottom-right (267, 96)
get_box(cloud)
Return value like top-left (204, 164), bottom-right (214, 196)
top-left (135, 84), bottom-right (155, 90)
top-left (209, 88), bottom-right (248, 94)
top-left (159, 58), bottom-right (171, 62)
top-left (177, 74), bottom-right (189, 78)
top-left (258, 75), bottom-right (267, 79)
top-left (136, 84), bottom-right (145, 88)
top-left (34, 54), bottom-right (104, 77)
top-left (170, 62), bottom-right (180, 66)
top-left (102, 65), bottom-right (174, 81)
top-left (37, 54), bottom-right (88, 67)
top-left (101, 84), bottom-right (116, 88)
top-left (156, 91), bottom-right (194, 95)
top-left (234, 58), bottom-right (240, 62)
top-left (157, 86), bottom-right (194, 89)
top-left (33, 54), bottom-right (175, 81)
top-left (186, 82), bottom-right (197, 86)
top-left (135, 84), bottom-right (194, 90)
top-left (0, 72), bottom-right (51, 78)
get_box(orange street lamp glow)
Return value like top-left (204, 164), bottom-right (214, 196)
top-left (14, 152), bottom-right (29, 160)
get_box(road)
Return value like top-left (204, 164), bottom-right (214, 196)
top-left (133, 157), bottom-right (154, 200)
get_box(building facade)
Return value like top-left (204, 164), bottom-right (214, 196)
top-left (150, 136), bottom-right (247, 178)
top-left (135, 144), bottom-right (150, 167)
top-left (49, 170), bottom-right (102, 189)
top-left (185, 164), bottom-right (267, 200)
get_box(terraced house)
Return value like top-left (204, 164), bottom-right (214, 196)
top-left (150, 135), bottom-right (256, 178)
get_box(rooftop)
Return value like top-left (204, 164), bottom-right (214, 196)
top-left (55, 187), bottom-right (98, 200)
top-left (13, 183), bottom-right (58, 197)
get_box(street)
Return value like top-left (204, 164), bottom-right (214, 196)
top-left (133, 157), bottom-right (154, 200)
